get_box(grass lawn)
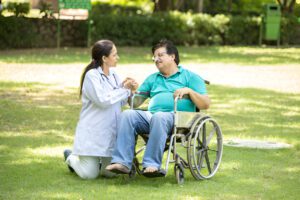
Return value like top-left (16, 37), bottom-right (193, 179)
top-left (0, 47), bottom-right (299, 200)
top-left (0, 46), bottom-right (300, 65)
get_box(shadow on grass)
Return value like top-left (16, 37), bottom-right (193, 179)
top-left (208, 85), bottom-right (300, 144)
top-left (0, 81), bottom-right (299, 199)
top-left (179, 46), bottom-right (300, 65)
top-left (1, 46), bottom-right (300, 65)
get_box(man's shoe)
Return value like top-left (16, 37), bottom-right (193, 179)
top-left (105, 163), bottom-right (130, 174)
top-left (63, 149), bottom-right (74, 173)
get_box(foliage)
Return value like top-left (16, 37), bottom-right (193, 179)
top-left (91, 12), bottom-right (188, 46)
top-left (0, 16), bottom-right (87, 49)
top-left (0, 10), bottom-right (299, 48)
top-left (91, 2), bottom-right (144, 16)
top-left (39, 0), bottom-right (54, 19)
top-left (227, 15), bottom-right (261, 45)
top-left (6, 2), bottom-right (30, 17)
top-left (280, 14), bottom-right (300, 44)
top-left (0, 16), bottom-right (37, 49)
top-left (190, 14), bottom-right (230, 45)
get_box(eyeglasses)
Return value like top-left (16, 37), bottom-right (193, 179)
top-left (152, 51), bottom-right (168, 62)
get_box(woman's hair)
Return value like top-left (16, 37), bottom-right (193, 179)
top-left (79, 39), bottom-right (114, 97)
top-left (151, 39), bottom-right (180, 65)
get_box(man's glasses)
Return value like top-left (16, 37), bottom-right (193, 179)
top-left (152, 51), bottom-right (168, 62)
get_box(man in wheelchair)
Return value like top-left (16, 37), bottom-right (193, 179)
top-left (106, 39), bottom-right (210, 177)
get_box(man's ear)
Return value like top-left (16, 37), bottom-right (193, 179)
top-left (171, 54), bottom-right (176, 61)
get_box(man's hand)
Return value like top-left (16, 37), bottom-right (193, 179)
top-left (173, 87), bottom-right (191, 99)
top-left (174, 87), bottom-right (210, 110)
top-left (123, 77), bottom-right (139, 93)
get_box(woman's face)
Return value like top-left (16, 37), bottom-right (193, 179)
top-left (103, 45), bottom-right (119, 68)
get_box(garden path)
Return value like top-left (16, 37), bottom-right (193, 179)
top-left (0, 63), bottom-right (299, 93)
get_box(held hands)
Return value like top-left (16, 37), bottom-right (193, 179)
top-left (122, 77), bottom-right (139, 93)
top-left (173, 87), bottom-right (191, 99)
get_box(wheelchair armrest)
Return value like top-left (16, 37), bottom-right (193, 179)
top-left (130, 93), bottom-right (148, 109)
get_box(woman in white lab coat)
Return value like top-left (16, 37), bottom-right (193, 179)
top-left (64, 40), bottom-right (138, 179)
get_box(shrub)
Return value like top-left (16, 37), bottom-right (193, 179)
top-left (0, 16), bottom-right (37, 48)
top-left (91, 2), bottom-right (143, 16)
top-left (6, 2), bottom-right (30, 17)
top-left (281, 15), bottom-right (300, 45)
top-left (0, 11), bottom-right (299, 49)
top-left (91, 13), bottom-right (188, 46)
top-left (227, 15), bottom-right (260, 45)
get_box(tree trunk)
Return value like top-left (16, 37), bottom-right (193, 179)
top-left (288, 0), bottom-right (296, 13)
top-left (197, 0), bottom-right (204, 13)
top-left (153, 0), bottom-right (169, 12)
top-left (276, 0), bottom-right (296, 14)
top-left (175, 0), bottom-right (184, 10)
top-left (227, 0), bottom-right (232, 13)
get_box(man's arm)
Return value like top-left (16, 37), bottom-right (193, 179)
top-left (173, 87), bottom-right (210, 110)
top-left (132, 94), bottom-right (148, 108)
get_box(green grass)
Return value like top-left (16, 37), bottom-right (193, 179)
top-left (0, 81), bottom-right (299, 200)
top-left (1, 46), bottom-right (300, 65)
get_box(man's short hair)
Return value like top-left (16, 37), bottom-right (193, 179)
top-left (152, 39), bottom-right (180, 65)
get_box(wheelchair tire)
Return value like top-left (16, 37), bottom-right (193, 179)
top-left (174, 164), bottom-right (184, 185)
top-left (187, 116), bottom-right (223, 180)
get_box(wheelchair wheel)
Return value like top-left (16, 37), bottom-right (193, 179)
top-left (174, 164), bottom-right (184, 184)
top-left (187, 116), bottom-right (223, 180)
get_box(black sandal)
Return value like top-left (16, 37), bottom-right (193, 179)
top-left (142, 168), bottom-right (166, 178)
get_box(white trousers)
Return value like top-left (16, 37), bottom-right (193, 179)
top-left (66, 155), bottom-right (116, 179)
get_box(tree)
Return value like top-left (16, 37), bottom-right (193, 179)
top-left (197, 0), bottom-right (204, 13)
top-left (276, 0), bottom-right (296, 14)
top-left (153, 0), bottom-right (169, 11)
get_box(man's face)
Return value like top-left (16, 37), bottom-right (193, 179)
top-left (153, 47), bottom-right (175, 70)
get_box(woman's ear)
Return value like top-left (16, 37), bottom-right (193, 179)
top-left (102, 56), bottom-right (106, 63)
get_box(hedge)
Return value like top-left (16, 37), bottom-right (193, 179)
top-left (0, 12), bottom-right (299, 49)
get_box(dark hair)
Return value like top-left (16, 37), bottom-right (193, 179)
top-left (79, 40), bottom-right (114, 96)
top-left (151, 39), bottom-right (180, 65)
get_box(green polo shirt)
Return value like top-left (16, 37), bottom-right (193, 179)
top-left (137, 66), bottom-right (207, 113)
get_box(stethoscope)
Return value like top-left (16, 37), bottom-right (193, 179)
top-left (98, 71), bottom-right (119, 90)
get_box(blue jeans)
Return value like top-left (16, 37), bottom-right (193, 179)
top-left (111, 110), bottom-right (174, 170)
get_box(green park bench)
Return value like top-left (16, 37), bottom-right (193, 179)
top-left (57, 0), bottom-right (92, 48)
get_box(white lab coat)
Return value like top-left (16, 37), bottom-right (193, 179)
top-left (72, 67), bottom-right (130, 157)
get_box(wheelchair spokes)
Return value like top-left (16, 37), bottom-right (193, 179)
top-left (132, 114), bottom-right (223, 184)
top-left (188, 117), bottom-right (223, 180)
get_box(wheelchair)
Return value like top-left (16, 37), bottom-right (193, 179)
top-left (129, 90), bottom-right (223, 184)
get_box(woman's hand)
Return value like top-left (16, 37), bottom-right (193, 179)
top-left (123, 77), bottom-right (139, 93)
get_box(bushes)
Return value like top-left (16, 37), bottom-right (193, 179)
top-left (280, 15), bottom-right (300, 45)
top-left (91, 13), bottom-right (189, 46)
top-left (190, 14), bottom-right (230, 45)
top-left (227, 15), bottom-right (261, 45)
top-left (0, 16), bottom-right (37, 48)
top-left (0, 16), bottom-right (87, 49)
top-left (91, 2), bottom-right (143, 16)
top-left (0, 11), bottom-right (299, 49)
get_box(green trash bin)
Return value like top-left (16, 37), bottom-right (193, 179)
top-left (259, 4), bottom-right (281, 45)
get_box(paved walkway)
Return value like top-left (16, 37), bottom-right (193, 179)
top-left (0, 63), bottom-right (299, 93)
